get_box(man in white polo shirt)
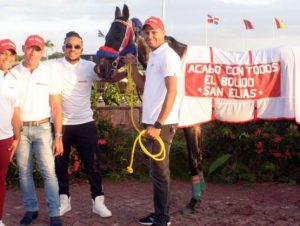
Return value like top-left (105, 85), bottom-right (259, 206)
top-left (125, 17), bottom-right (181, 226)
top-left (10, 35), bottom-right (63, 226)
top-left (52, 31), bottom-right (111, 218)
top-left (0, 39), bottom-right (21, 226)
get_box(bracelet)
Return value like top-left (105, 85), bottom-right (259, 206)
top-left (153, 121), bottom-right (162, 129)
top-left (54, 132), bottom-right (63, 137)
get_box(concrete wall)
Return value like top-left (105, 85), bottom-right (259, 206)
top-left (96, 105), bottom-right (142, 128)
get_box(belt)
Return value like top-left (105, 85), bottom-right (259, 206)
top-left (22, 118), bottom-right (50, 126)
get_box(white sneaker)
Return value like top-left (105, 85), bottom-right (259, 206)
top-left (92, 195), bottom-right (112, 218)
top-left (0, 220), bottom-right (6, 226)
top-left (59, 194), bottom-right (72, 216)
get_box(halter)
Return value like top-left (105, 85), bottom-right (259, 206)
top-left (96, 19), bottom-right (137, 78)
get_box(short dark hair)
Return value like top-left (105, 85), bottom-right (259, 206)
top-left (64, 31), bottom-right (83, 44)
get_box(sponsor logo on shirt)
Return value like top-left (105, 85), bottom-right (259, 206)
top-left (36, 82), bottom-right (48, 86)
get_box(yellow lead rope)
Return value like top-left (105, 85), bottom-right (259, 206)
top-left (127, 130), bottom-right (166, 173)
top-left (126, 64), bottom-right (166, 174)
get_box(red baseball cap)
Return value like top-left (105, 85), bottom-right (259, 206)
top-left (24, 34), bottom-right (45, 50)
top-left (0, 39), bottom-right (17, 54)
top-left (143, 16), bottom-right (165, 31)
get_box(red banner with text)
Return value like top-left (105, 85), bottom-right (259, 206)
top-left (185, 62), bottom-right (281, 99)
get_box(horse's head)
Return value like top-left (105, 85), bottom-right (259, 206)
top-left (95, 4), bottom-right (137, 79)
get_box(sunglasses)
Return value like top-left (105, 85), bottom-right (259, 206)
top-left (65, 44), bottom-right (81, 50)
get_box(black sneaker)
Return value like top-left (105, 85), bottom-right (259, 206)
top-left (139, 213), bottom-right (171, 226)
top-left (20, 211), bottom-right (38, 225)
top-left (50, 216), bottom-right (63, 226)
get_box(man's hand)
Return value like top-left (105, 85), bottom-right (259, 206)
top-left (124, 54), bottom-right (138, 65)
top-left (146, 126), bottom-right (161, 140)
top-left (8, 139), bottom-right (19, 162)
top-left (52, 137), bottom-right (64, 157)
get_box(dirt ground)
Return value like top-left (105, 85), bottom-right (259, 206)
top-left (174, 181), bottom-right (300, 226)
top-left (3, 180), bottom-right (300, 226)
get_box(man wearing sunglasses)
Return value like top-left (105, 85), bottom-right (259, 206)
top-left (51, 31), bottom-right (112, 218)
top-left (10, 34), bottom-right (63, 226)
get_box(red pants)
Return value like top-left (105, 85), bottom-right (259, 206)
top-left (0, 137), bottom-right (13, 220)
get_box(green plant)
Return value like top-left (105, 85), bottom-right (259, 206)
top-left (103, 83), bottom-right (121, 106)
top-left (96, 118), bottom-right (149, 180)
top-left (169, 130), bottom-right (190, 179)
top-left (202, 120), bottom-right (300, 183)
top-left (208, 154), bottom-right (231, 176)
top-left (91, 85), bottom-right (100, 110)
top-left (67, 147), bottom-right (86, 181)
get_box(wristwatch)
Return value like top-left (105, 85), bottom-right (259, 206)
top-left (153, 121), bottom-right (162, 129)
top-left (54, 132), bottom-right (63, 137)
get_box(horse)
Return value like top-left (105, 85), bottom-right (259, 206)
top-left (94, 4), bottom-right (204, 214)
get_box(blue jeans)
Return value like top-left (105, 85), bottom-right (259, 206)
top-left (15, 122), bottom-right (60, 217)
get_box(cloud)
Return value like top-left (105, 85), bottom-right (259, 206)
top-left (219, 0), bottom-right (278, 5)
top-left (1, 0), bottom-right (299, 54)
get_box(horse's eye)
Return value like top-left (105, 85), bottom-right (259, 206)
top-left (114, 34), bottom-right (121, 40)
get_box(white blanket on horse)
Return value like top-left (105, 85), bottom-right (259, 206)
top-left (178, 45), bottom-right (300, 127)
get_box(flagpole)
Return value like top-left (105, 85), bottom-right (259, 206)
top-left (205, 17), bottom-right (208, 46)
top-left (244, 30), bottom-right (246, 50)
top-left (162, 0), bottom-right (166, 23)
top-left (272, 18), bottom-right (275, 45)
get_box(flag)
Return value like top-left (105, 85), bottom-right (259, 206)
top-left (243, 19), bottom-right (254, 30)
top-left (98, 29), bottom-right (105, 38)
top-left (207, 14), bottom-right (219, 25)
top-left (274, 18), bottom-right (286, 29)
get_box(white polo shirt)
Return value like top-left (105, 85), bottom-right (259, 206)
top-left (51, 57), bottom-right (99, 125)
top-left (10, 61), bottom-right (61, 121)
top-left (0, 70), bottom-right (19, 139)
top-left (142, 42), bottom-right (181, 125)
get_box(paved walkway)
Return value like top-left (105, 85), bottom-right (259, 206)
top-left (3, 180), bottom-right (300, 226)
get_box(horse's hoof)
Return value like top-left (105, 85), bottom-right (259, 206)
top-left (181, 206), bottom-right (195, 215)
top-left (180, 198), bottom-right (199, 215)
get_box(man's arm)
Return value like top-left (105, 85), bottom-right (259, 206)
top-left (156, 76), bottom-right (177, 124)
top-left (124, 54), bottom-right (145, 92)
top-left (147, 76), bottom-right (177, 139)
top-left (50, 94), bottom-right (64, 156)
top-left (9, 106), bottom-right (21, 161)
top-left (104, 71), bottom-right (127, 83)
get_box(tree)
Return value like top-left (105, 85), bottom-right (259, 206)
top-left (44, 40), bottom-right (55, 60)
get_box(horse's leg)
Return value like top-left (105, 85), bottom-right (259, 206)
top-left (181, 125), bottom-right (205, 214)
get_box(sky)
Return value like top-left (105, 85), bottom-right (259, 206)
top-left (1, 0), bottom-right (299, 55)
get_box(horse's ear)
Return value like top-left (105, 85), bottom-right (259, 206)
top-left (122, 4), bottom-right (129, 21)
top-left (115, 6), bottom-right (121, 19)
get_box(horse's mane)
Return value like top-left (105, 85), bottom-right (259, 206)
top-left (137, 36), bottom-right (149, 69)
top-left (165, 35), bottom-right (187, 58)
top-left (137, 35), bottom-right (187, 70)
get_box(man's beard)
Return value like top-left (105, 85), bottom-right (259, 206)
top-left (65, 56), bottom-right (80, 63)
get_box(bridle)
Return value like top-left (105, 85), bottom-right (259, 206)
top-left (113, 19), bottom-right (135, 53)
top-left (96, 18), bottom-right (137, 78)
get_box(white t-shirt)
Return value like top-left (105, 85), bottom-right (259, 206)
top-left (51, 57), bottom-right (99, 125)
top-left (0, 70), bottom-right (19, 139)
top-left (10, 61), bottom-right (62, 121)
top-left (142, 42), bottom-right (181, 125)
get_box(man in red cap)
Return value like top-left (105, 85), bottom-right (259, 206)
top-left (11, 34), bottom-right (63, 226)
top-left (0, 38), bottom-right (21, 226)
top-left (125, 16), bottom-right (181, 226)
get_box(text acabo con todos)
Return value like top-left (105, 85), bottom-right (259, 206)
top-left (187, 62), bottom-right (280, 98)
